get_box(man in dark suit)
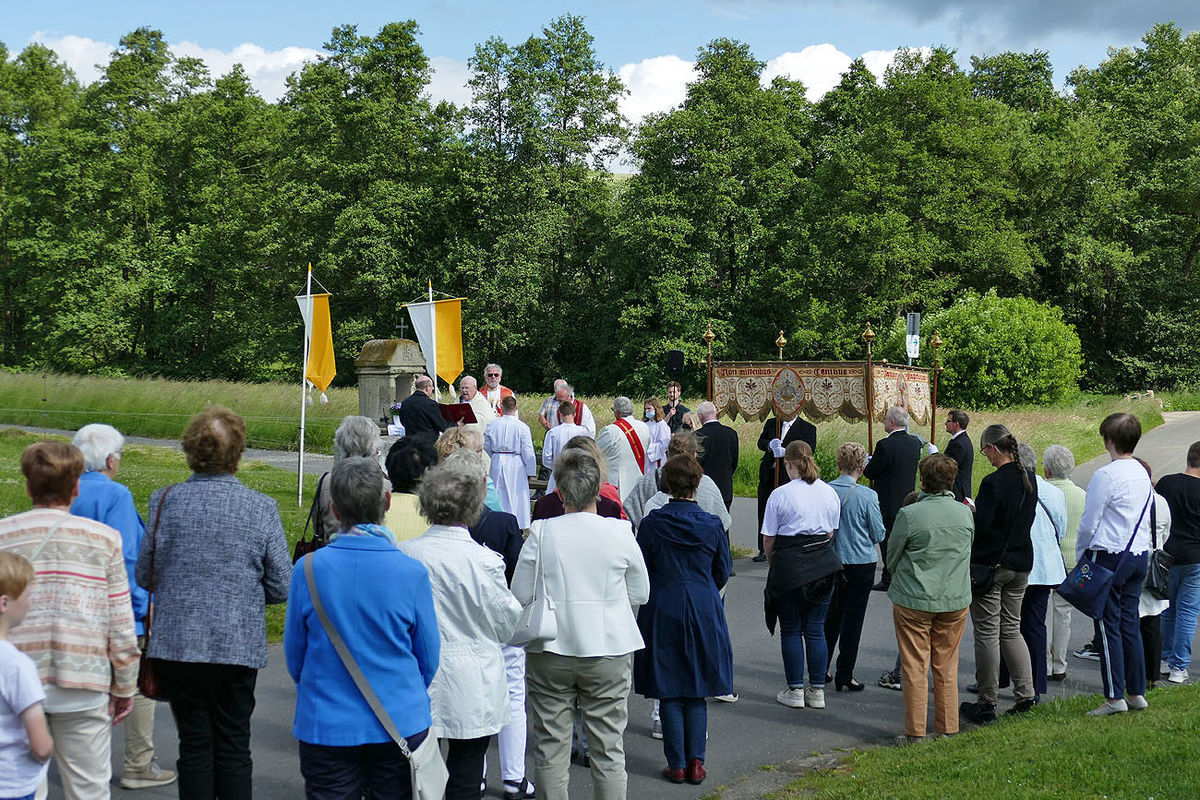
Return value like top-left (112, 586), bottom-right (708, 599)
top-left (942, 409), bottom-right (974, 502)
top-left (862, 405), bottom-right (923, 591)
top-left (397, 375), bottom-right (452, 438)
top-left (694, 401), bottom-right (739, 510)
top-left (754, 414), bottom-right (818, 561)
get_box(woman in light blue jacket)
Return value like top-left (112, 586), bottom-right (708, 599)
top-left (285, 457), bottom-right (441, 800)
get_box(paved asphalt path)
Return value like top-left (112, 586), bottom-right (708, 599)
top-left (10, 411), bottom-right (1200, 799)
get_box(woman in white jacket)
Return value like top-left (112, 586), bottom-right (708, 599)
top-left (513, 447), bottom-right (650, 800)
top-left (400, 452), bottom-right (521, 800)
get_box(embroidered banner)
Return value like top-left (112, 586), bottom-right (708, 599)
top-left (711, 361), bottom-right (931, 424)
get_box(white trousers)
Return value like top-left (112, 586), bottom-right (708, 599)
top-left (497, 644), bottom-right (529, 782)
top-left (36, 704), bottom-right (111, 800)
top-left (1048, 592), bottom-right (1073, 675)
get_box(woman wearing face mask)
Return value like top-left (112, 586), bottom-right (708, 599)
top-left (644, 399), bottom-right (672, 471)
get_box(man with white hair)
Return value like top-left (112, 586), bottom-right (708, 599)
top-left (596, 396), bottom-right (651, 502)
top-left (459, 375), bottom-right (494, 437)
top-left (864, 405), bottom-right (924, 592)
top-left (1043, 444), bottom-right (1087, 679)
top-left (70, 424), bottom-right (177, 790)
top-left (484, 396), bottom-right (537, 528)
top-left (537, 379), bottom-right (569, 432)
top-left (695, 401), bottom-right (739, 510)
top-left (544, 382), bottom-right (596, 437)
top-left (482, 363), bottom-right (515, 417)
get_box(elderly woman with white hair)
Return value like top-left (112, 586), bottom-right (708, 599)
top-left (400, 452), bottom-right (521, 800)
top-left (1042, 444), bottom-right (1088, 680)
top-left (513, 447), bottom-right (649, 800)
top-left (70, 424), bottom-right (176, 789)
top-left (316, 415), bottom-right (383, 538)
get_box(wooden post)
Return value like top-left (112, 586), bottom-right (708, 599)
top-left (930, 330), bottom-right (943, 447)
top-left (703, 325), bottom-right (716, 402)
top-left (863, 322), bottom-right (876, 451)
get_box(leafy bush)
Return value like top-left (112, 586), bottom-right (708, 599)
top-left (882, 292), bottom-right (1083, 408)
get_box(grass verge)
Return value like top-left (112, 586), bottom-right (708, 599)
top-left (769, 685), bottom-right (1200, 800)
top-left (0, 428), bottom-right (304, 641)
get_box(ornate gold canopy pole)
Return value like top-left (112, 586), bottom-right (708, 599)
top-left (930, 330), bottom-right (943, 446)
top-left (704, 325), bottom-right (716, 402)
top-left (773, 330), bottom-right (787, 490)
top-left (863, 322), bottom-right (876, 451)
top-left (776, 330), bottom-right (787, 362)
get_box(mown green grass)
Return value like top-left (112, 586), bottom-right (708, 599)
top-left (0, 428), bottom-right (306, 641)
top-left (1161, 389), bottom-right (1200, 411)
top-left (0, 372), bottom-right (356, 452)
top-left (769, 685), bottom-right (1200, 799)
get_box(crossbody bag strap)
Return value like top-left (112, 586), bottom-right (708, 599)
top-left (1118, 491), bottom-right (1154, 556)
top-left (1150, 498), bottom-right (1158, 549)
top-left (1036, 497), bottom-right (1062, 541)
top-left (144, 484), bottom-right (175, 637)
top-left (303, 555), bottom-right (413, 759)
top-left (26, 512), bottom-right (70, 565)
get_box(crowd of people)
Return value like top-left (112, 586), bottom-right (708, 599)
top-left (0, 369), bottom-right (1198, 800)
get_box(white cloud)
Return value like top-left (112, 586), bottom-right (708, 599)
top-left (861, 46), bottom-right (934, 81)
top-left (27, 32), bottom-right (111, 85)
top-left (26, 32), bottom-right (318, 102)
top-left (171, 41), bottom-right (319, 101)
top-left (427, 56), bottom-right (473, 108)
top-left (761, 43), bottom-right (853, 100)
top-left (618, 55), bottom-right (699, 125)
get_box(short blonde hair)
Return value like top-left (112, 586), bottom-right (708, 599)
top-left (0, 552), bottom-right (34, 600)
top-left (436, 427), bottom-right (484, 460)
top-left (836, 442), bottom-right (867, 475)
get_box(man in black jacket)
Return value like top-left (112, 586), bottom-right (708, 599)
top-left (942, 409), bottom-right (974, 502)
top-left (398, 375), bottom-right (452, 438)
top-left (753, 414), bottom-right (818, 562)
top-left (863, 405), bottom-right (923, 591)
top-left (695, 401), bottom-right (739, 510)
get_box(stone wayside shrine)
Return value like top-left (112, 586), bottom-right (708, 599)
top-left (355, 339), bottom-right (427, 425)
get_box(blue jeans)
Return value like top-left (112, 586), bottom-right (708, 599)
top-left (1161, 563), bottom-right (1200, 671)
top-left (1092, 551), bottom-right (1147, 699)
top-left (777, 585), bottom-right (833, 688)
top-left (659, 698), bottom-right (706, 769)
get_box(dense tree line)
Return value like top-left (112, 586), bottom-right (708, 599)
top-left (2, 18), bottom-right (1198, 401)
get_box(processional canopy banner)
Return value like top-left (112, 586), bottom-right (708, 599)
top-left (712, 361), bottom-right (931, 424)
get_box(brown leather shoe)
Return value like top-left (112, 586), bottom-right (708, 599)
top-left (662, 766), bottom-right (685, 784)
top-left (686, 759), bottom-right (707, 785)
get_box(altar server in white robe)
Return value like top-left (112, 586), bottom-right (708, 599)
top-left (541, 400), bottom-right (591, 492)
top-left (596, 395), bottom-right (651, 502)
top-left (484, 394), bottom-right (537, 528)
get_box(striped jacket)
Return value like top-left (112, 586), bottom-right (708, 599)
top-left (0, 508), bottom-right (139, 696)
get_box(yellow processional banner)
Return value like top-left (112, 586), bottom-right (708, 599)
top-left (712, 361), bottom-right (932, 424)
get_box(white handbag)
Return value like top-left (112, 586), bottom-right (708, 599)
top-left (508, 521), bottom-right (559, 648)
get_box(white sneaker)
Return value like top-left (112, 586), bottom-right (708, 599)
top-left (776, 687), bottom-right (805, 708)
top-left (650, 717), bottom-right (663, 739)
top-left (805, 687), bottom-right (826, 709)
top-left (1087, 698), bottom-right (1128, 716)
top-left (1168, 668), bottom-right (1189, 684)
top-left (1126, 694), bottom-right (1148, 710)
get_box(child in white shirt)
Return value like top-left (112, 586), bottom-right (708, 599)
top-left (0, 551), bottom-right (52, 800)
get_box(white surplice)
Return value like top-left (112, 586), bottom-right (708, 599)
top-left (645, 419), bottom-right (671, 470)
top-left (596, 415), bottom-right (651, 502)
top-left (484, 414), bottom-right (537, 528)
top-left (541, 422), bottom-right (592, 492)
top-left (464, 392), bottom-right (495, 438)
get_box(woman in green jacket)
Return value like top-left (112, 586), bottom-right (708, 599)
top-left (886, 454), bottom-right (975, 741)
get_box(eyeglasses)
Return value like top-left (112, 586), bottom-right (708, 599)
top-left (980, 443), bottom-right (993, 455)
top-left (485, 373), bottom-right (500, 377)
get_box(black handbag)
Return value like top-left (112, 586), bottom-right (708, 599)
top-left (1145, 500), bottom-right (1174, 601)
top-left (293, 473), bottom-right (329, 564)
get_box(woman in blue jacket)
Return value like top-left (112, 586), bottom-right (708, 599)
top-left (634, 454), bottom-right (733, 787)
top-left (284, 457), bottom-right (441, 800)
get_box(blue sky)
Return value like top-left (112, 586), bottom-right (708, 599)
top-left (5, 1), bottom-right (1198, 123)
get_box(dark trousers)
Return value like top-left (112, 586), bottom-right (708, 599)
top-left (1093, 551), bottom-right (1149, 699)
top-left (660, 698), bottom-right (706, 769)
top-left (445, 736), bottom-right (490, 800)
top-left (299, 735), bottom-right (425, 800)
top-left (154, 660), bottom-right (257, 800)
top-left (1141, 613), bottom-right (1163, 685)
top-left (825, 563), bottom-right (876, 681)
top-left (1000, 585), bottom-right (1051, 697)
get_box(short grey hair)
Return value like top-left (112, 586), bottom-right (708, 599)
top-left (554, 447), bottom-right (602, 510)
top-left (417, 450), bottom-right (486, 527)
top-left (486, 363), bottom-right (502, 377)
top-left (415, 375), bottom-right (434, 391)
top-left (697, 401), bottom-right (717, 421)
top-left (884, 405), bottom-right (909, 429)
top-left (1043, 444), bottom-right (1075, 479)
top-left (1017, 442), bottom-right (1037, 472)
top-left (334, 415), bottom-right (381, 462)
top-left (73, 424), bottom-right (124, 472)
top-left (612, 396), bottom-right (634, 417)
top-left (461, 375), bottom-right (478, 390)
top-left (330, 457), bottom-right (388, 529)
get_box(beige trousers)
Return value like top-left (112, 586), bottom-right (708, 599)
top-left (894, 605), bottom-right (969, 737)
top-left (971, 567), bottom-right (1036, 705)
top-left (1048, 592), bottom-right (1073, 676)
top-left (526, 652), bottom-right (632, 800)
top-left (36, 704), bottom-right (111, 800)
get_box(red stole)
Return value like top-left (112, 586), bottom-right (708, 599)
top-left (614, 417), bottom-right (646, 473)
top-left (556, 399), bottom-right (584, 425)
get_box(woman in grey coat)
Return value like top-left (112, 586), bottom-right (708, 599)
top-left (136, 406), bottom-right (292, 800)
